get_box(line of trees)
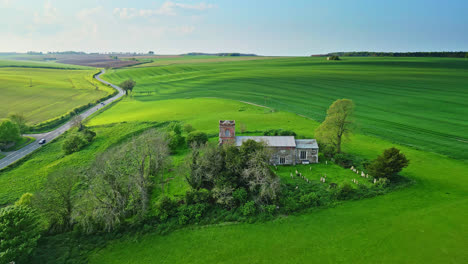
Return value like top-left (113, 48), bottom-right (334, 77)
top-left (324, 51), bottom-right (468, 58)
top-left (0, 129), bottom-right (172, 264)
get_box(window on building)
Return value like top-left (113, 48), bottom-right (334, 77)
top-left (279, 157), bottom-right (285, 164)
top-left (225, 129), bottom-right (230, 137)
top-left (300, 151), bottom-right (307, 160)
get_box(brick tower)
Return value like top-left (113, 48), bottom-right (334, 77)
top-left (219, 120), bottom-right (236, 145)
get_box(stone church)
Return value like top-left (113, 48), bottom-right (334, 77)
top-left (219, 120), bottom-right (319, 165)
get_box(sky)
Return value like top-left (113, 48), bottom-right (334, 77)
top-left (0, 0), bottom-right (467, 56)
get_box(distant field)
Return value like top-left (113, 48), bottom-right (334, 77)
top-left (101, 57), bottom-right (468, 160)
top-left (84, 98), bottom-right (468, 264)
top-left (0, 59), bottom-right (90, 69)
top-left (127, 55), bottom-right (280, 67)
top-left (0, 60), bottom-right (113, 125)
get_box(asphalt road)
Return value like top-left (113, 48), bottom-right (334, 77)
top-left (0, 70), bottom-right (124, 170)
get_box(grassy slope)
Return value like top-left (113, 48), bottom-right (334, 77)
top-left (102, 57), bottom-right (468, 160)
top-left (0, 63), bottom-right (113, 125)
top-left (0, 122), bottom-right (158, 205)
top-left (83, 98), bottom-right (468, 264)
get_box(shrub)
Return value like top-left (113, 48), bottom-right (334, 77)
top-left (183, 124), bottom-right (195, 133)
top-left (15, 193), bottom-right (34, 207)
top-left (299, 192), bottom-right (319, 207)
top-left (368, 148), bottom-right (409, 180)
top-left (212, 186), bottom-right (234, 208)
top-left (232, 187), bottom-right (248, 206)
top-left (168, 131), bottom-right (185, 152)
top-left (177, 203), bottom-right (208, 224)
top-left (187, 131), bottom-right (208, 147)
top-left (261, 204), bottom-right (277, 216)
top-left (279, 130), bottom-right (296, 136)
top-left (337, 183), bottom-right (357, 200)
top-left (185, 188), bottom-right (211, 205)
top-left (153, 196), bottom-right (178, 221)
top-left (82, 128), bottom-right (96, 142)
top-left (374, 177), bottom-right (390, 188)
top-left (241, 201), bottom-right (257, 216)
top-left (62, 134), bottom-right (88, 154)
top-left (334, 153), bottom-right (354, 168)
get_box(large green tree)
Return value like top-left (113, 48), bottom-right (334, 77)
top-left (0, 205), bottom-right (42, 264)
top-left (34, 169), bottom-right (81, 233)
top-left (315, 99), bottom-right (354, 153)
top-left (119, 79), bottom-right (136, 95)
top-left (367, 147), bottom-right (409, 179)
top-left (8, 113), bottom-right (28, 134)
top-left (0, 119), bottom-right (21, 148)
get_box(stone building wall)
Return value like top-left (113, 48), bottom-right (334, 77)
top-left (270, 147), bottom-right (295, 165)
top-left (295, 148), bottom-right (318, 164)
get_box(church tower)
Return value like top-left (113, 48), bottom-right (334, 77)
top-left (219, 120), bottom-right (236, 145)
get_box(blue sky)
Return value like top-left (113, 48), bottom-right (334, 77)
top-left (0, 0), bottom-right (467, 55)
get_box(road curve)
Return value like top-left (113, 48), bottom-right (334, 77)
top-left (0, 70), bottom-right (124, 170)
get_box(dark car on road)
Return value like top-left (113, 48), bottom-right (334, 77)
top-left (38, 139), bottom-right (46, 145)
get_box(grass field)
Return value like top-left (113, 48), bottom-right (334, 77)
top-left (128, 55), bottom-right (280, 67)
top-left (1, 56), bottom-right (467, 263)
top-left (0, 61), bottom-right (114, 125)
top-left (101, 57), bottom-right (468, 160)
top-left (1, 95), bottom-right (467, 263)
top-left (84, 98), bottom-right (468, 264)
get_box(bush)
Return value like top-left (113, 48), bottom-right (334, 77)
top-left (62, 134), bottom-right (88, 154)
top-left (183, 124), bottom-right (195, 133)
top-left (187, 131), bottom-right (208, 147)
top-left (368, 148), bottom-right (409, 180)
top-left (374, 177), bottom-right (389, 189)
top-left (232, 188), bottom-right (248, 206)
top-left (299, 192), bottom-right (319, 207)
top-left (82, 128), bottom-right (96, 142)
top-left (261, 204), bottom-right (277, 216)
top-left (168, 131), bottom-right (185, 152)
top-left (177, 203), bottom-right (208, 224)
top-left (153, 196), bottom-right (178, 221)
top-left (185, 188), bottom-right (211, 205)
top-left (241, 201), bottom-right (257, 216)
top-left (337, 183), bottom-right (357, 200)
top-left (263, 129), bottom-right (296, 136)
top-left (15, 193), bottom-right (34, 207)
top-left (334, 153), bottom-right (354, 168)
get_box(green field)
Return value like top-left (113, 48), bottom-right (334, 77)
top-left (0, 60), bottom-right (113, 125)
top-left (87, 98), bottom-right (468, 264)
top-left (128, 55), bottom-right (280, 67)
top-left (101, 57), bottom-right (468, 160)
top-left (1, 56), bottom-right (467, 263)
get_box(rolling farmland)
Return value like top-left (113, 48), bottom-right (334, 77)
top-left (100, 56), bottom-right (468, 160)
top-left (0, 60), bottom-right (114, 125)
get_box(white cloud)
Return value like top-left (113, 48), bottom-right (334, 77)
top-left (113, 1), bottom-right (214, 19)
top-left (1, 0), bottom-right (15, 7)
top-left (33, 0), bottom-right (58, 24)
top-left (76, 7), bottom-right (103, 37)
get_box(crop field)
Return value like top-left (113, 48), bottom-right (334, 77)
top-left (0, 61), bottom-right (114, 125)
top-left (85, 98), bottom-right (468, 264)
top-left (101, 57), bottom-right (468, 160)
top-left (128, 55), bottom-right (280, 68)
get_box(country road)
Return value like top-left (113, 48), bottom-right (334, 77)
top-left (0, 70), bottom-right (124, 170)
